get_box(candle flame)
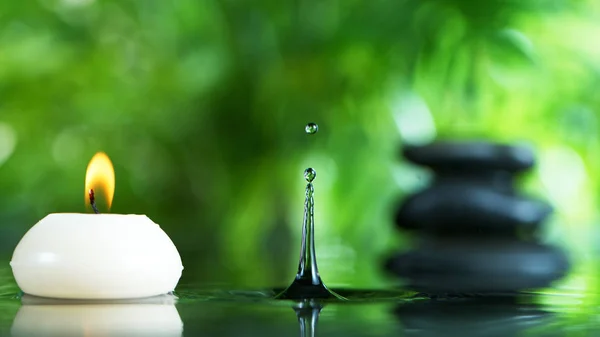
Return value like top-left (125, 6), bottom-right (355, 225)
top-left (85, 152), bottom-right (115, 210)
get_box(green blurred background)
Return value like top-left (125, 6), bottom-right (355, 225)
top-left (1, 0), bottom-right (600, 293)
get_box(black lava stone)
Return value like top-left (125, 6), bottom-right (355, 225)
top-left (403, 141), bottom-right (535, 173)
top-left (385, 239), bottom-right (570, 293)
top-left (395, 183), bottom-right (552, 235)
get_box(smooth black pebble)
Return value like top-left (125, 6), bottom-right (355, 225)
top-left (385, 239), bottom-right (570, 293)
top-left (403, 141), bottom-right (535, 173)
top-left (395, 183), bottom-right (553, 234)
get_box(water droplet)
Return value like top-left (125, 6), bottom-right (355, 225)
top-left (304, 168), bottom-right (316, 182)
top-left (305, 123), bottom-right (318, 135)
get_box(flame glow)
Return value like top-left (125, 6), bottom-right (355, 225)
top-left (85, 152), bottom-right (115, 210)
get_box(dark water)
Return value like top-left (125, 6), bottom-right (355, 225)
top-left (0, 280), bottom-right (595, 337)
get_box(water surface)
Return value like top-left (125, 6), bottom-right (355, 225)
top-left (0, 265), bottom-right (597, 336)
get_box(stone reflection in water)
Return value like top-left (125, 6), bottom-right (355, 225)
top-left (293, 299), bottom-right (323, 337)
top-left (11, 294), bottom-right (183, 337)
top-left (394, 298), bottom-right (554, 337)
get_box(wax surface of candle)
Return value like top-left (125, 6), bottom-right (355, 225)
top-left (10, 213), bottom-right (183, 299)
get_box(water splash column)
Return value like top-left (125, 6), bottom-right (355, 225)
top-left (276, 124), bottom-right (342, 300)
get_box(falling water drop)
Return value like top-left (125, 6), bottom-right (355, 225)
top-left (304, 168), bottom-right (316, 183)
top-left (305, 123), bottom-right (318, 135)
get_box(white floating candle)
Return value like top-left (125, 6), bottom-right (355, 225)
top-left (9, 152), bottom-right (184, 299)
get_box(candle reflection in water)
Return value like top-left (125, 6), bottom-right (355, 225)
top-left (11, 294), bottom-right (183, 337)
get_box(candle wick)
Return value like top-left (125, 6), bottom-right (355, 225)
top-left (89, 189), bottom-right (100, 214)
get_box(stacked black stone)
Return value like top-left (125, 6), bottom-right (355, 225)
top-left (386, 141), bottom-right (571, 294)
